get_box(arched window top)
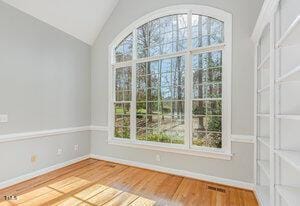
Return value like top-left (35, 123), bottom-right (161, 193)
top-left (115, 33), bottom-right (133, 63)
top-left (110, 5), bottom-right (232, 64)
top-left (108, 5), bottom-right (232, 158)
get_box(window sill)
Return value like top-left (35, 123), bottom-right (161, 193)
top-left (108, 139), bottom-right (232, 160)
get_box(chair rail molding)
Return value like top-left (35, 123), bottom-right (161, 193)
top-left (0, 125), bottom-right (253, 144)
top-left (231, 135), bottom-right (255, 144)
top-left (0, 126), bottom-right (91, 143)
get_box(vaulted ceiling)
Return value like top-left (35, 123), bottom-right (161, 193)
top-left (2, 0), bottom-right (119, 45)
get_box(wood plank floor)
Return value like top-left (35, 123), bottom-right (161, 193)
top-left (0, 158), bottom-right (258, 206)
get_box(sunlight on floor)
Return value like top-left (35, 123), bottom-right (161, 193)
top-left (0, 176), bottom-right (156, 206)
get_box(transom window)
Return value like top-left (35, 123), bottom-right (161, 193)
top-left (109, 6), bottom-right (232, 157)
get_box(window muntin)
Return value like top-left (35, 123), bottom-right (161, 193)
top-left (191, 51), bottom-right (222, 148)
top-left (115, 66), bottom-right (132, 101)
top-left (115, 34), bottom-right (133, 63)
top-left (114, 66), bottom-right (132, 139)
top-left (191, 15), bottom-right (224, 48)
top-left (136, 56), bottom-right (185, 144)
top-left (137, 14), bottom-right (188, 58)
top-left (114, 103), bottom-right (131, 139)
top-left (111, 8), bottom-right (231, 155)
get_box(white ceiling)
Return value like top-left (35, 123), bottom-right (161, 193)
top-left (2, 0), bottom-right (119, 45)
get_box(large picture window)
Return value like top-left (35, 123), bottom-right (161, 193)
top-left (109, 5), bottom-right (232, 158)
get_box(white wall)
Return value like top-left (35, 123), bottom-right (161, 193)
top-left (90, 0), bottom-right (263, 183)
top-left (0, 1), bottom-right (91, 182)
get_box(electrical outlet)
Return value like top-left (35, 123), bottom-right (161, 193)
top-left (156, 154), bottom-right (161, 162)
top-left (57, 148), bottom-right (63, 155)
top-left (0, 114), bottom-right (8, 123)
top-left (74, 144), bottom-right (79, 151)
top-left (31, 155), bottom-right (37, 163)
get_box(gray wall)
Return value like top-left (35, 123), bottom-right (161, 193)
top-left (0, 0), bottom-right (263, 184)
top-left (91, 0), bottom-right (263, 183)
top-left (0, 1), bottom-right (91, 182)
top-left (0, 132), bottom-right (90, 183)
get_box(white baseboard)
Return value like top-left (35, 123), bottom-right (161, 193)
top-left (0, 155), bottom-right (90, 189)
top-left (254, 188), bottom-right (262, 206)
top-left (90, 154), bottom-right (254, 190)
top-left (0, 154), bottom-right (254, 191)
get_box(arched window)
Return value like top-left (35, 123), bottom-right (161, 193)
top-left (108, 5), bottom-right (232, 158)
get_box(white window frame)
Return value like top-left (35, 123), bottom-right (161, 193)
top-left (108, 5), bottom-right (232, 160)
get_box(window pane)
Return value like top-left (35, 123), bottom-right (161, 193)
top-left (192, 132), bottom-right (206, 146)
top-left (137, 14), bottom-right (188, 58)
top-left (192, 100), bottom-right (206, 115)
top-left (115, 91), bottom-right (123, 101)
top-left (136, 102), bottom-right (146, 115)
top-left (193, 84), bottom-right (206, 99)
top-left (115, 127), bottom-right (123, 138)
top-left (137, 89), bottom-right (146, 101)
top-left (161, 101), bottom-right (172, 115)
top-left (136, 115), bottom-right (146, 127)
top-left (192, 51), bottom-right (222, 71)
top-left (115, 67), bottom-right (132, 101)
top-left (137, 127), bottom-right (147, 140)
top-left (207, 100), bottom-right (222, 115)
top-left (207, 116), bottom-right (222, 132)
top-left (192, 132), bottom-right (221, 148)
top-left (124, 90), bottom-right (131, 101)
top-left (192, 51), bottom-right (223, 148)
top-left (115, 103), bottom-right (123, 115)
top-left (115, 34), bottom-right (133, 63)
top-left (114, 103), bottom-right (130, 116)
top-left (173, 86), bottom-right (185, 100)
top-left (193, 116), bottom-right (207, 132)
top-left (206, 83), bottom-right (222, 98)
top-left (123, 116), bottom-right (130, 127)
top-left (114, 103), bottom-right (130, 139)
top-left (123, 127), bottom-right (130, 138)
top-left (147, 102), bottom-right (159, 115)
top-left (147, 115), bottom-right (159, 128)
top-left (193, 69), bottom-right (206, 84)
top-left (136, 56), bottom-right (185, 144)
top-left (206, 133), bottom-right (222, 148)
top-left (192, 15), bottom-right (224, 48)
top-left (115, 115), bottom-right (123, 127)
top-left (207, 67), bottom-right (222, 82)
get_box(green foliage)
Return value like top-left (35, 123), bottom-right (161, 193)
top-left (123, 127), bottom-right (130, 138)
top-left (137, 132), bottom-right (184, 144)
top-left (115, 103), bottom-right (130, 115)
top-left (137, 108), bottom-right (146, 115)
top-left (192, 101), bottom-right (205, 115)
top-left (114, 127), bottom-right (130, 139)
top-left (207, 116), bottom-right (221, 132)
top-left (162, 107), bottom-right (171, 114)
top-left (115, 107), bottom-right (124, 115)
top-left (114, 127), bottom-right (123, 138)
top-left (207, 100), bottom-right (221, 115)
top-left (192, 133), bottom-right (222, 148)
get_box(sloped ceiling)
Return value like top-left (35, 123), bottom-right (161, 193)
top-left (1, 0), bottom-right (119, 45)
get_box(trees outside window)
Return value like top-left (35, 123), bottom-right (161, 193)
top-left (109, 6), bottom-right (231, 156)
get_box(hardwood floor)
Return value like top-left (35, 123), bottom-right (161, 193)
top-left (0, 159), bottom-right (258, 206)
